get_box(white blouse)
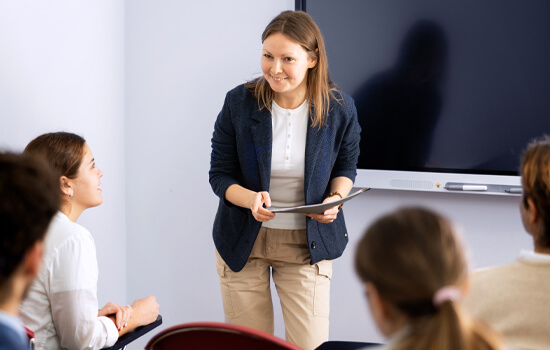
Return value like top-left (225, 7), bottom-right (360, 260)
top-left (19, 212), bottom-right (118, 350)
top-left (263, 99), bottom-right (309, 230)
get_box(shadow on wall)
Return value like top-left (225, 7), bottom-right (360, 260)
top-left (355, 20), bottom-right (448, 171)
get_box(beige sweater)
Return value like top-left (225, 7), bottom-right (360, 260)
top-left (462, 251), bottom-right (550, 350)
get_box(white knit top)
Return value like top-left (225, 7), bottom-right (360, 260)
top-left (263, 99), bottom-right (309, 230)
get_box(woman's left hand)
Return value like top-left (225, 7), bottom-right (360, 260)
top-left (305, 196), bottom-right (340, 224)
top-left (99, 301), bottom-right (133, 330)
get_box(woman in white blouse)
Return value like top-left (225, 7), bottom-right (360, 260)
top-left (20, 132), bottom-right (159, 350)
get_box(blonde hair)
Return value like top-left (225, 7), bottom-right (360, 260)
top-left (245, 10), bottom-right (340, 129)
top-left (521, 135), bottom-right (550, 247)
top-left (355, 207), bottom-right (502, 350)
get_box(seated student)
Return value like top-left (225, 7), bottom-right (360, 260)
top-left (19, 132), bottom-right (159, 350)
top-left (355, 207), bottom-right (503, 350)
top-left (0, 153), bottom-right (59, 350)
top-left (463, 137), bottom-right (550, 349)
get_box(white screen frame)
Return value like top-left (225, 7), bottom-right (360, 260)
top-left (354, 169), bottom-right (521, 196)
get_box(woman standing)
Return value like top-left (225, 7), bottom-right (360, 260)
top-left (209, 11), bottom-right (360, 349)
top-left (20, 132), bottom-right (159, 350)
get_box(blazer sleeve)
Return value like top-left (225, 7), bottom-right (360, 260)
top-left (209, 91), bottom-right (240, 207)
top-left (330, 95), bottom-right (361, 183)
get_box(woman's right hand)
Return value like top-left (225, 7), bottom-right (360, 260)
top-left (250, 191), bottom-right (275, 222)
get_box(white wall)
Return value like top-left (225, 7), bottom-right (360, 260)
top-left (1, 0), bottom-right (533, 348)
top-left (0, 1), bottom-right (127, 304)
top-left (125, 1), bottom-right (294, 348)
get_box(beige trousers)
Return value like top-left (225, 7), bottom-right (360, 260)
top-left (216, 227), bottom-right (332, 350)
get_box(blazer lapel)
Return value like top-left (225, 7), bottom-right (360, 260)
top-left (250, 108), bottom-right (272, 191)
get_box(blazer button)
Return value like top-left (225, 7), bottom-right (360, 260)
top-left (344, 232), bottom-right (348, 237)
top-left (311, 241), bottom-right (316, 249)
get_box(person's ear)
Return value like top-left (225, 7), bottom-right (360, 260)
top-left (60, 176), bottom-right (73, 198)
top-left (308, 49), bottom-right (318, 69)
top-left (526, 197), bottom-right (539, 224)
top-left (461, 277), bottom-right (470, 297)
top-left (24, 241), bottom-right (44, 277)
top-left (365, 282), bottom-right (392, 333)
top-left (366, 283), bottom-right (389, 318)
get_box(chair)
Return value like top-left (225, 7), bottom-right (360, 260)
top-left (104, 315), bottom-right (163, 350)
top-left (24, 326), bottom-right (35, 350)
top-left (145, 321), bottom-right (302, 350)
top-left (315, 340), bottom-right (381, 349)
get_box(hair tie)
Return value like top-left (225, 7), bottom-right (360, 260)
top-left (433, 286), bottom-right (461, 307)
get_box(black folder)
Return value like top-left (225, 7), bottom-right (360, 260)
top-left (104, 315), bottom-right (163, 350)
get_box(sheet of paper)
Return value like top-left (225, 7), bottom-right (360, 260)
top-left (270, 187), bottom-right (370, 214)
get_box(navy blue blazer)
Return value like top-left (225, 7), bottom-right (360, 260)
top-left (210, 84), bottom-right (361, 272)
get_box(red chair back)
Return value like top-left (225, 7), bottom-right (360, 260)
top-left (24, 326), bottom-right (35, 350)
top-left (145, 322), bottom-right (302, 350)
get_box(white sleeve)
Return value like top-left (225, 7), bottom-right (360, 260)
top-left (48, 235), bottom-right (119, 350)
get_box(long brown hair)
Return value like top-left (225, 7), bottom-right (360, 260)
top-left (24, 132), bottom-right (86, 198)
top-left (355, 207), bottom-right (502, 350)
top-left (245, 10), bottom-right (340, 129)
top-left (521, 136), bottom-right (550, 248)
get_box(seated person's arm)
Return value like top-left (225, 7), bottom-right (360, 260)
top-left (107, 296), bottom-right (159, 337)
top-left (49, 237), bottom-right (119, 349)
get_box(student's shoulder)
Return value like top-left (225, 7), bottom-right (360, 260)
top-left (49, 212), bottom-right (90, 236)
top-left (0, 324), bottom-right (28, 350)
top-left (468, 261), bottom-right (525, 294)
top-left (464, 262), bottom-right (525, 311)
top-left (45, 213), bottom-right (94, 252)
top-left (471, 261), bottom-right (523, 279)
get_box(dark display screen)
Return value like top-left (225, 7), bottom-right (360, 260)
top-left (306, 0), bottom-right (550, 176)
